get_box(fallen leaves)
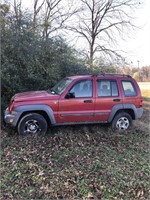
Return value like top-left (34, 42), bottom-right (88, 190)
top-left (1, 102), bottom-right (150, 199)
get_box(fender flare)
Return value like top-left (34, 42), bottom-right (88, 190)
top-left (14, 104), bottom-right (56, 126)
top-left (108, 104), bottom-right (137, 122)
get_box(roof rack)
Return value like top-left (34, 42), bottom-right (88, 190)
top-left (92, 73), bottom-right (132, 78)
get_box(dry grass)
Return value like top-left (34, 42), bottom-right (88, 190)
top-left (138, 82), bottom-right (150, 101)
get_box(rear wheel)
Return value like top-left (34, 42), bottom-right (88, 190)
top-left (111, 112), bottom-right (132, 131)
top-left (17, 113), bottom-right (48, 135)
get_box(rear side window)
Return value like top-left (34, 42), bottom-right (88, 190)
top-left (97, 80), bottom-right (119, 97)
top-left (122, 81), bottom-right (136, 96)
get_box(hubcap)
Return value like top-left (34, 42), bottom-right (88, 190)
top-left (116, 117), bottom-right (129, 130)
top-left (24, 120), bottom-right (40, 134)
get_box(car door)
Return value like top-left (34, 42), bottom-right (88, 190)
top-left (57, 79), bottom-right (95, 123)
top-left (94, 78), bottom-right (123, 121)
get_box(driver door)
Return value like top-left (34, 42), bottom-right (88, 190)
top-left (57, 79), bottom-right (95, 123)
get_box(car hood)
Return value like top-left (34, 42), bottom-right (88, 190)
top-left (12, 90), bottom-right (59, 102)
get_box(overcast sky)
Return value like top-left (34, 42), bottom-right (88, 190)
top-left (21, 0), bottom-right (150, 67)
top-left (120, 0), bottom-right (150, 67)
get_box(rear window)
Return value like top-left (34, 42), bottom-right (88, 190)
top-left (122, 81), bottom-right (136, 96)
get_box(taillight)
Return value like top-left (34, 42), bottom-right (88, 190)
top-left (139, 99), bottom-right (143, 107)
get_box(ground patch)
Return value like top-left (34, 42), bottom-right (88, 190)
top-left (1, 102), bottom-right (149, 199)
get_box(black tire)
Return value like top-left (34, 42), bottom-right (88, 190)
top-left (17, 113), bottom-right (48, 135)
top-left (111, 112), bottom-right (132, 131)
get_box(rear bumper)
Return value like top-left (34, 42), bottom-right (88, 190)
top-left (135, 107), bottom-right (143, 119)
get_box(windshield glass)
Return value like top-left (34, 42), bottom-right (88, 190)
top-left (51, 78), bottom-right (73, 95)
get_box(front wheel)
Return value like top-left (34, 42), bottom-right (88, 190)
top-left (111, 112), bottom-right (132, 131)
top-left (17, 113), bottom-right (48, 135)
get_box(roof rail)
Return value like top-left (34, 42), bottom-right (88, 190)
top-left (92, 73), bottom-right (132, 78)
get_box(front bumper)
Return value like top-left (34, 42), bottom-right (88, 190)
top-left (4, 108), bottom-right (19, 127)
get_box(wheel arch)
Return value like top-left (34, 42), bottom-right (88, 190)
top-left (108, 104), bottom-right (136, 123)
top-left (112, 109), bottom-right (135, 121)
top-left (17, 110), bottom-right (50, 126)
top-left (15, 105), bottom-right (56, 126)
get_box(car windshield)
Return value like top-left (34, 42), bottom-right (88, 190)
top-left (50, 78), bottom-right (73, 95)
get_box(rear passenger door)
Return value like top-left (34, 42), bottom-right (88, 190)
top-left (94, 79), bottom-right (122, 122)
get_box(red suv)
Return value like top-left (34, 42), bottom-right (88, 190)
top-left (4, 74), bottom-right (143, 135)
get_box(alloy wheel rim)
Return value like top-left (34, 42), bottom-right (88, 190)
top-left (116, 117), bottom-right (129, 130)
top-left (24, 120), bottom-right (41, 134)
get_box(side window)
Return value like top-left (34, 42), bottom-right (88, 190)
top-left (70, 80), bottom-right (92, 98)
top-left (97, 80), bottom-right (118, 97)
top-left (122, 81), bottom-right (136, 96)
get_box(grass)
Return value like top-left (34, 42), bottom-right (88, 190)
top-left (1, 102), bottom-right (150, 200)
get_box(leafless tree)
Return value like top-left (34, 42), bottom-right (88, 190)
top-left (33, 0), bottom-right (45, 33)
top-left (13, 0), bottom-right (22, 30)
top-left (67, 0), bottom-right (141, 70)
top-left (41, 0), bottom-right (78, 41)
top-left (141, 66), bottom-right (150, 81)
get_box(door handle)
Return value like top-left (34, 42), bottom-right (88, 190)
top-left (84, 100), bottom-right (93, 103)
top-left (113, 98), bottom-right (120, 102)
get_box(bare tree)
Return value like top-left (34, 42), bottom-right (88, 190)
top-left (141, 66), bottom-right (150, 81)
top-left (41, 0), bottom-right (78, 41)
top-left (33, 0), bottom-right (45, 33)
top-left (67, 0), bottom-right (141, 70)
top-left (13, 0), bottom-right (22, 30)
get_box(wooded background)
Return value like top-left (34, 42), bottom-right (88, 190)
top-left (1, 0), bottom-right (150, 111)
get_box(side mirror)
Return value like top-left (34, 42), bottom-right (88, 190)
top-left (65, 92), bottom-right (75, 99)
